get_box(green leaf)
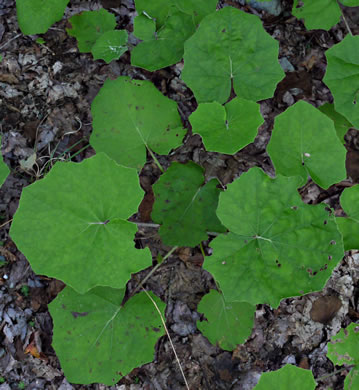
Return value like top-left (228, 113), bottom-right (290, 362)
top-left (341, 0), bottom-right (359, 6)
top-left (182, 7), bottom-right (284, 104)
top-left (67, 9), bottom-right (116, 53)
top-left (336, 185), bottom-right (359, 250)
top-left (0, 136), bottom-right (10, 187)
top-left (151, 162), bottom-right (226, 247)
top-left (133, 13), bottom-right (156, 41)
top-left (132, 11), bottom-right (196, 71)
top-left (197, 289), bottom-right (255, 351)
top-left (254, 364), bottom-right (316, 389)
top-left (49, 286), bottom-right (165, 385)
top-left (323, 35), bottom-right (359, 129)
top-left (91, 30), bottom-right (128, 63)
top-left (292, 0), bottom-right (341, 30)
top-left (90, 76), bottom-right (185, 170)
top-left (189, 98), bottom-right (262, 154)
top-left (204, 167), bottom-right (344, 307)
top-left (328, 323), bottom-right (359, 390)
top-left (267, 100), bottom-right (347, 189)
top-left (174, 0), bottom-right (218, 25)
top-left (134, 0), bottom-right (172, 28)
top-left (10, 153), bottom-right (151, 294)
top-left (16, 0), bottom-right (69, 35)
top-left (318, 103), bottom-right (354, 143)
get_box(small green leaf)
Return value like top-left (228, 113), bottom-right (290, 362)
top-left (67, 9), bottom-right (116, 53)
top-left (197, 289), bottom-right (255, 351)
top-left (324, 35), bottom-right (359, 129)
top-left (16, 0), bottom-right (69, 35)
top-left (174, 0), bottom-right (217, 25)
top-left (318, 103), bottom-right (354, 143)
top-left (328, 323), bottom-right (359, 390)
top-left (49, 286), bottom-right (165, 385)
top-left (204, 167), bottom-right (344, 307)
top-left (151, 162), bottom-right (226, 247)
top-left (341, 0), bottom-right (359, 5)
top-left (133, 13), bottom-right (156, 41)
top-left (35, 37), bottom-right (45, 45)
top-left (267, 100), bottom-right (347, 189)
top-left (336, 185), bottom-right (359, 250)
top-left (189, 98), bottom-right (262, 154)
top-left (10, 153), bottom-right (151, 294)
top-left (91, 30), bottom-right (128, 63)
top-left (90, 76), bottom-right (185, 170)
top-left (0, 136), bottom-right (10, 186)
top-left (0, 55), bottom-right (2, 62)
top-left (254, 364), bottom-right (316, 389)
top-left (134, 0), bottom-right (172, 28)
top-left (182, 7), bottom-right (284, 104)
top-left (292, 0), bottom-right (341, 30)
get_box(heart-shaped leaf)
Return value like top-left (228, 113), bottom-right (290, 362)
top-left (267, 100), bottom-right (347, 189)
top-left (189, 97), bottom-right (262, 154)
top-left (49, 286), bottom-right (165, 385)
top-left (204, 167), bottom-right (343, 307)
top-left (91, 30), bottom-right (128, 63)
top-left (182, 6), bottom-right (284, 103)
top-left (10, 153), bottom-right (151, 294)
top-left (90, 76), bottom-right (185, 170)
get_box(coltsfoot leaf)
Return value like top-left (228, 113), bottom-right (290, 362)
top-left (49, 286), bottom-right (165, 385)
top-left (267, 100), bottom-right (347, 189)
top-left (204, 167), bottom-right (344, 307)
top-left (10, 153), bottom-right (151, 294)
top-left (91, 30), bottom-right (128, 63)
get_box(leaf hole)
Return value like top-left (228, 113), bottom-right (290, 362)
top-left (330, 240), bottom-right (336, 245)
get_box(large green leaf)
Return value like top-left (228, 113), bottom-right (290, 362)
top-left (0, 136), bottom-right (10, 187)
top-left (49, 286), bottom-right (165, 385)
top-left (131, 11), bottom-right (196, 71)
top-left (324, 35), bottom-right (359, 129)
top-left (328, 323), bottom-right (359, 390)
top-left (189, 98), bottom-right (262, 154)
top-left (336, 185), bottom-right (359, 250)
top-left (91, 30), bottom-right (128, 64)
top-left (254, 364), bottom-right (316, 389)
top-left (67, 9), bottom-right (116, 53)
top-left (182, 7), bottom-right (284, 104)
top-left (10, 153), bottom-right (150, 294)
top-left (151, 162), bottom-right (226, 247)
top-left (204, 167), bottom-right (344, 307)
top-left (197, 289), bottom-right (255, 351)
top-left (133, 13), bottom-right (156, 41)
top-left (90, 76), bottom-right (185, 170)
top-left (16, 0), bottom-right (69, 35)
top-left (267, 100), bottom-right (347, 189)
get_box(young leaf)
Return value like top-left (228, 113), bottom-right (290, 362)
top-left (323, 35), bottom-right (359, 129)
top-left (151, 162), bottom-right (226, 247)
top-left (336, 185), bottom-right (359, 250)
top-left (328, 323), bottom-right (359, 390)
top-left (254, 364), bottom-right (316, 389)
top-left (67, 9), bottom-right (116, 53)
top-left (16, 0), bottom-right (69, 35)
top-left (131, 11), bottom-right (196, 71)
top-left (90, 76), bottom-right (185, 170)
top-left (267, 100), bottom-right (347, 189)
top-left (10, 153), bottom-right (151, 294)
top-left (49, 286), bottom-right (165, 385)
top-left (318, 103), bottom-right (353, 143)
top-left (197, 289), bottom-right (255, 351)
top-left (204, 167), bottom-right (343, 307)
top-left (0, 136), bottom-right (10, 187)
top-left (91, 30), bottom-right (128, 63)
top-left (292, 0), bottom-right (341, 31)
top-left (182, 6), bottom-right (284, 104)
top-left (189, 98), bottom-right (262, 154)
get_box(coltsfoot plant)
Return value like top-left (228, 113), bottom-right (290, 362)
top-left (1, 0), bottom-right (358, 387)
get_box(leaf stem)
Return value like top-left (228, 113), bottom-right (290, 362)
top-left (147, 147), bottom-right (164, 173)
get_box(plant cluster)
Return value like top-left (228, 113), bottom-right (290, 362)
top-left (0, 0), bottom-right (358, 388)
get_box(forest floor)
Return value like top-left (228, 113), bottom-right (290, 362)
top-left (1, 0), bottom-right (359, 389)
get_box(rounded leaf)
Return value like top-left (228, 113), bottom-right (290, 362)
top-left (90, 76), bottom-right (185, 169)
top-left (197, 289), bottom-right (255, 351)
top-left (91, 30), bottom-right (128, 63)
top-left (49, 286), bottom-right (165, 385)
top-left (324, 35), bottom-right (359, 129)
top-left (254, 364), bottom-right (316, 390)
top-left (16, 0), bottom-right (69, 35)
top-left (10, 153), bottom-right (151, 294)
top-left (267, 100), bottom-right (347, 189)
top-left (189, 98), bottom-right (262, 154)
top-left (67, 9), bottom-right (116, 53)
top-left (204, 167), bottom-right (344, 307)
top-left (182, 7), bottom-right (284, 103)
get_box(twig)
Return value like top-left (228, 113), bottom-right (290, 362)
top-left (0, 34), bottom-right (22, 50)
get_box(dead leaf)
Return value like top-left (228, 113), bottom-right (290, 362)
top-left (310, 295), bottom-right (342, 324)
